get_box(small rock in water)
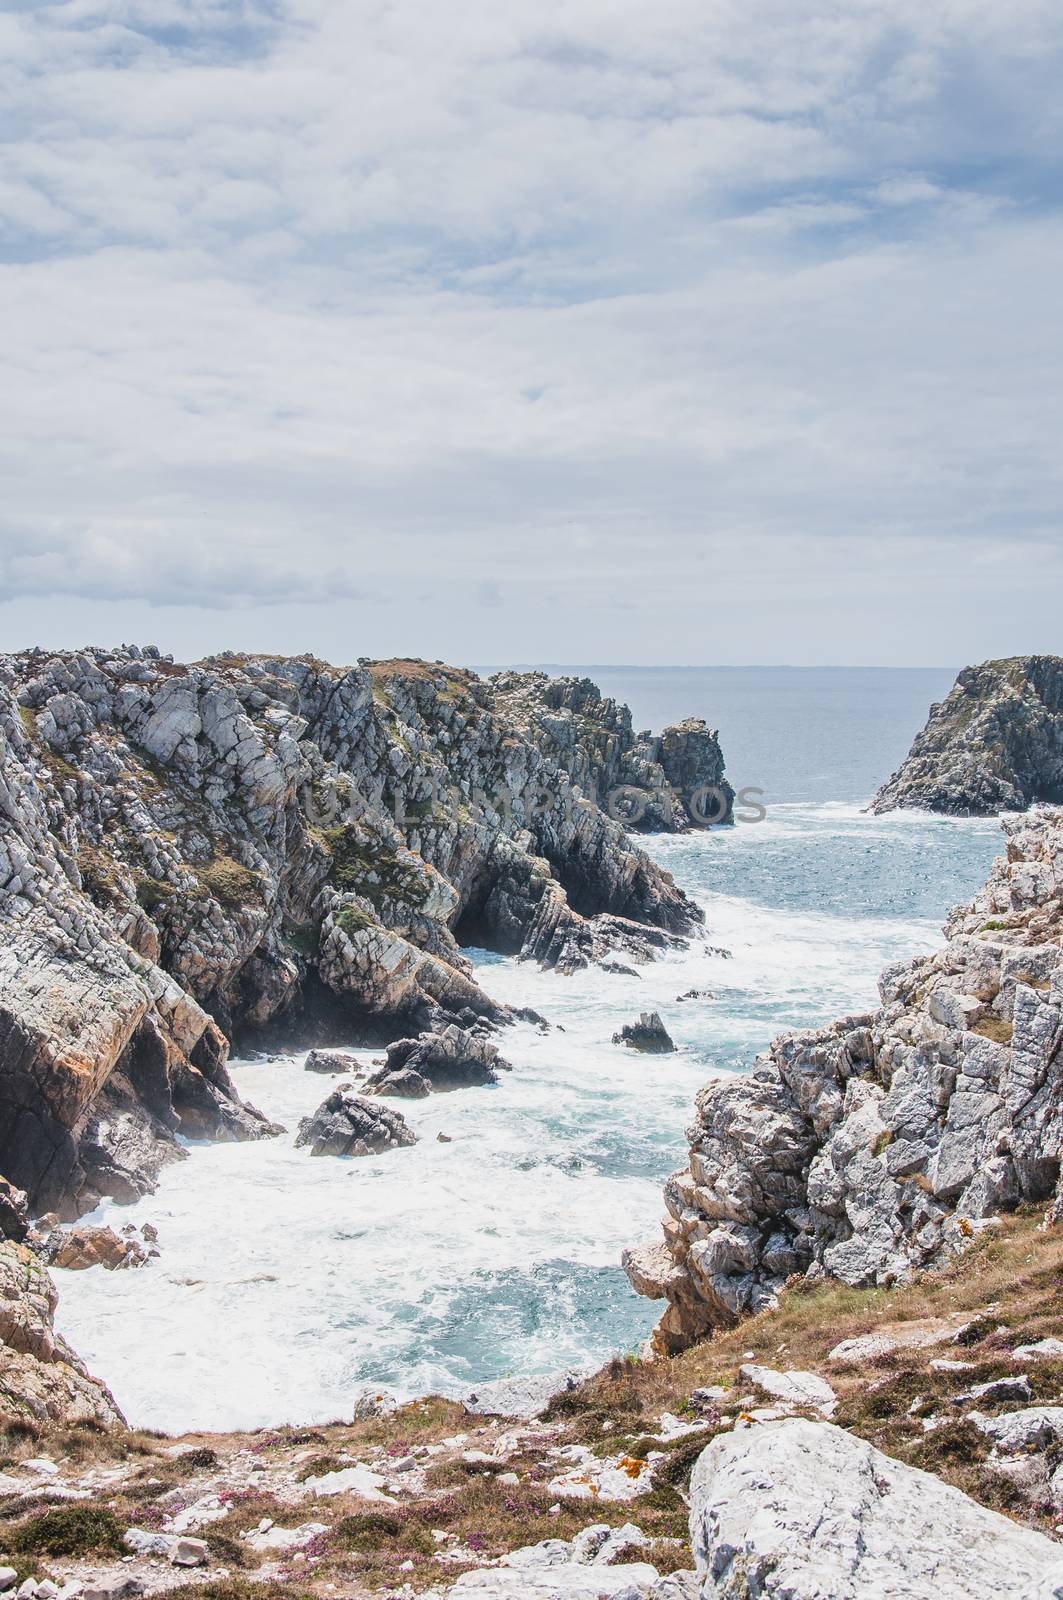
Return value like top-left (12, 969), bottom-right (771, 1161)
top-left (612, 1012), bottom-right (676, 1053)
top-left (676, 988), bottom-right (712, 1002)
top-left (304, 1049), bottom-right (362, 1075)
top-left (437, 1131), bottom-right (453, 1143)
top-left (295, 1086), bottom-right (417, 1157)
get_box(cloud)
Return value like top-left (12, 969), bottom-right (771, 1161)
top-left (0, 1), bottom-right (1061, 660)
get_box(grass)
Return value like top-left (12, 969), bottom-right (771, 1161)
top-left (317, 825), bottom-right (431, 909)
top-left (972, 1016), bottom-right (1014, 1044)
top-left (198, 855), bottom-right (265, 911)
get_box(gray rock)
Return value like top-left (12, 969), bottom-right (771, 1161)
top-left (690, 1418), bottom-right (1063, 1599)
top-left (304, 1049), bottom-right (362, 1075)
top-left (169, 1536), bottom-right (209, 1567)
top-left (81, 1581), bottom-right (144, 1600)
top-left (974, 1406), bottom-right (1063, 1453)
top-left (462, 1367), bottom-right (596, 1419)
top-left (295, 1087), bottom-right (416, 1158)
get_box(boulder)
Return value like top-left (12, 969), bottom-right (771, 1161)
top-left (304, 1049), bottom-right (362, 1075)
top-left (47, 1225), bottom-right (149, 1271)
top-left (295, 1087), bottom-right (416, 1157)
top-left (690, 1418), bottom-right (1063, 1599)
top-left (612, 1013), bottom-right (676, 1054)
top-left (738, 1364), bottom-right (836, 1414)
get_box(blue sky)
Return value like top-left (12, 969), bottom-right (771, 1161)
top-left (1, 0), bottom-right (1061, 664)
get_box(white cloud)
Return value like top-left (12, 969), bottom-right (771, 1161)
top-left (0, 0), bottom-right (1061, 661)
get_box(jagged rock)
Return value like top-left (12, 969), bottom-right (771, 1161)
top-left (690, 1418), bottom-right (1063, 1599)
top-left (0, 649), bottom-right (709, 1218)
top-left (47, 1225), bottom-right (149, 1271)
top-left (296, 1086), bottom-right (417, 1157)
top-left (368, 1024), bottom-right (509, 1095)
top-left (973, 1406), bottom-right (1063, 1452)
top-left (676, 989), bottom-right (711, 1002)
top-left (490, 672), bottom-right (734, 829)
top-left (871, 656), bottom-right (1063, 815)
top-left (613, 1013), bottom-right (676, 1054)
top-left (304, 1049), bottom-right (362, 1075)
top-left (627, 808), bottom-right (1063, 1353)
top-left (0, 1241), bottom-right (124, 1427)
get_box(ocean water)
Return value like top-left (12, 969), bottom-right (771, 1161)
top-left (54, 671), bottom-right (1003, 1432)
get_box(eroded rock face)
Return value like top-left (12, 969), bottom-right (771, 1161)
top-left (47, 1224), bottom-right (149, 1271)
top-left (295, 1086), bottom-right (417, 1157)
top-left (0, 647), bottom-right (708, 1217)
top-left (872, 656), bottom-right (1063, 815)
top-left (689, 1418), bottom-right (1062, 1600)
top-left (627, 808), bottom-right (1063, 1352)
top-left (0, 1240), bottom-right (124, 1428)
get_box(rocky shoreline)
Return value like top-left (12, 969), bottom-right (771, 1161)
top-left (0, 648), bottom-right (725, 1222)
top-left (625, 804), bottom-right (1063, 1353)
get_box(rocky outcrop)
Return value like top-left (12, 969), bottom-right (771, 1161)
top-left (367, 1024), bottom-right (510, 1095)
top-left (490, 672), bottom-right (734, 828)
top-left (627, 807), bottom-right (1063, 1353)
top-left (871, 656), bottom-right (1063, 815)
top-left (612, 1013), bottom-right (676, 1053)
top-left (0, 1240), bottom-right (124, 1428)
top-left (689, 1418), bottom-right (1063, 1599)
top-left (0, 647), bottom-right (708, 1218)
top-left (46, 1224), bottom-right (150, 1271)
top-left (295, 1085), bottom-right (417, 1156)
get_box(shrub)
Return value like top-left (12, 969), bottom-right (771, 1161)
top-left (12, 1505), bottom-right (125, 1557)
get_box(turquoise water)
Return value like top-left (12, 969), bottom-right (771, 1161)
top-left (53, 676), bottom-right (1004, 1430)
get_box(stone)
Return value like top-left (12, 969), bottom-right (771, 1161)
top-left (690, 1418), bottom-right (1063, 1598)
top-left (123, 1529), bottom-right (174, 1557)
top-left (0, 1572), bottom-right (15, 1592)
top-left (738, 1364), bottom-right (837, 1414)
top-left (954, 1375), bottom-right (1032, 1405)
top-left (871, 657), bottom-right (1063, 815)
top-left (974, 1407), bottom-right (1063, 1453)
top-left (462, 1368), bottom-right (595, 1419)
top-left (295, 1087), bottom-right (417, 1157)
top-left (169, 1537), bottom-right (209, 1567)
top-left (676, 990), bottom-right (711, 1002)
top-left (1014, 1339), bottom-right (1063, 1361)
top-left (612, 1013), bottom-right (676, 1054)
top-left (81, 1581), bottom-right (143, 1600)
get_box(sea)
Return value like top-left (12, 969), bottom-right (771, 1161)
top-left (54, 667), bottom-right (1003, 1432)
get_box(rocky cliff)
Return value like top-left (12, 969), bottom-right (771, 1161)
top-left (626, 806), bottom-right (1063, 1353)
top-left (0, 647), bottom-right (716, 1219)
top-left (871, 656), bottom-right (1063, 815)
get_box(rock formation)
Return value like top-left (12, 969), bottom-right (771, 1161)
top-left (295, 1086), bottom-right (417, 1156)
top-left (612, 1013), bottom-right (676, 1053)
top-left (367, 1023), bottom-right (510, 1095)
top-left (871, 656), bottom-right (1063, 815)
top-left (0, 1238), bottom-right (124, 1428)
top-left (0, 647), bottom-right (709, 1218)
top-left (490, 672), bottom-right (734, 828)
top-left (626, 807), bottom-right (1063, 1353)
top-left (689, 1418), bottom-right (1063, 1599)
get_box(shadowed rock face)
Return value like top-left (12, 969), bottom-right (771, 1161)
top-left (0, 648), bottom-right (710, 1217)
top-left (627, 807), bottom-right (1063, 1354)
top-left (871, 656), bottom-right (1063, 815)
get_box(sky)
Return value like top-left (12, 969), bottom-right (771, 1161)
top-left (1, 0), bottom-right (1061, 667)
